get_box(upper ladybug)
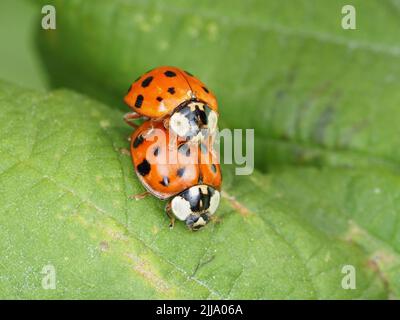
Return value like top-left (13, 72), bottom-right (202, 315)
top-left (124, 66), bottom-right (218, 142)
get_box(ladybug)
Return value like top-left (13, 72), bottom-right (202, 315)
top-left (124, 66), bottom-right (219, 142)
top-left (130, 120), bottom-right (222, 230)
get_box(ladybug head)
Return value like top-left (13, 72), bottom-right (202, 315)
top-left (168, 101), bottom-right (218, 142)
top-left (170, 185), bottom-right (220, 231)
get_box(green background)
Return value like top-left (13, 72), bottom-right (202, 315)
top-left (0, 0), bottom-right (399, 299)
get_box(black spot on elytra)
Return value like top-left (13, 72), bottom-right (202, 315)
top-left (211, 164), bottom-right (217, 173)
top-left (141, 76), bottom-right (154, 87)
top-left (202, 86), bottom-right (209, 93)
top-left (137, 159), bottom-right (151, 176)
top-left (164, 70), bottom-right (177, 77)
top-left (153, 147), bottom-right (160, 157)
top-left (178, 144), bottom-right (191, 157)
top-left (160, 176), bottom-right (169, 186)
top-left (177, 167), bottom-right (185, 177)
top-left (184, 70), bottom-right (194, 76)
top-left (135, 95), bottom-right (144, 108)
top-left (167, 87), bottom-right (175, 95)
top-left (156, 96), bottom-right (163, 102)
top-left (133, 135), bottom-right (144, 148)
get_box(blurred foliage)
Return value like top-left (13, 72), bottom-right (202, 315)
top-left (36, 0), bottom-right (400, 172)
top-left (0, 0), bottom-right (47, 90)
top-left (0, 0), bottom-right (399, 299)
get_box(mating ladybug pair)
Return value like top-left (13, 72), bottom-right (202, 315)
top-left (124, 66), bottom-right (222, 230)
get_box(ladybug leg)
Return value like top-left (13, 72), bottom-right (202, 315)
top-left (129, 191), bottom-right (151, 200)
top-left (124, 112), bottom-right (142, 128)
top-left (163, 117), bottom-right (170, 130)
top-left (164, 118), bottom-right (177, 151)
top-left (209, 215), bottom-right (222, 224)
top-left (165, 202), bottom-right (175, 229)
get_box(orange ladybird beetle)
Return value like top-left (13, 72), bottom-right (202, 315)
top-left (130, 120), bottom-right (222, 230)
top-left (124, 66), bottom-right (219, 142)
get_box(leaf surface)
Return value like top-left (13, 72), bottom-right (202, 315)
top-left (0, 81), bottom-right (386, 298)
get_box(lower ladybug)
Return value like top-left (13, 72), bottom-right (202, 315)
top-left (130, 120), bottom-right (222, 230)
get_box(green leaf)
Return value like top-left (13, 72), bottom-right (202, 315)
top-left (36, 0), bottom-right (400, 172)
top-left (0, 81), bottom-right (386, 298)
top-left (28, 0), bottom-right (400, 298)
top-left (0, 0), bottom-right (48, 90)
top-left (267, 166), bottom-right (400, 298)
